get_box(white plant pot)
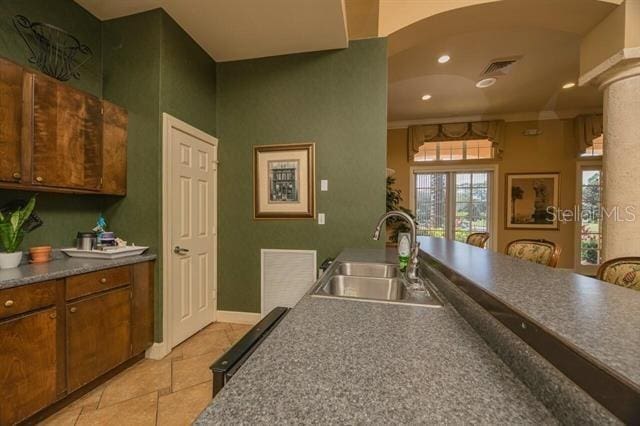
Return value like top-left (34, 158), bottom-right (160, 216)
top-left (0, 252), bottom-right (23, 269)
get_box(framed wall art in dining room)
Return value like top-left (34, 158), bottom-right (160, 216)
top-left (505, 172), bottom-right (560, 230)
top-left (253, 143), bottom-right (315, 220)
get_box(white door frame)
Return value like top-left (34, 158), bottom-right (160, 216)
top-left (148, 113), bottom-right (218, 360)
top-left (409, 163), bottom-right (499, 251)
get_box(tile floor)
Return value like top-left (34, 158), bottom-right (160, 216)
top-left (40, 322), bottom-right (252, 426)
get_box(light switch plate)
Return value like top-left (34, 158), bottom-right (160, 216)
top-left (318, 213), bottom-right (325, 225)
top-left (320, 180), bottom-right (328, 191)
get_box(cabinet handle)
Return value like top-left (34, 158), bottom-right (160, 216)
top-left (49, 312), bottom-right (57, 319)
top-left (35, 176), bottom-right (44, 183)
top-left (4, 300), bottom-right (14, 308)
top-left (12, 172), bottom-right (21, 180)
top-left (70, 307), bottom-right (77, 313)
top-left (100, 277), bottom-right (107, 283)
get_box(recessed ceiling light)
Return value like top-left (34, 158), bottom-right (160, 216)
top-left (475, 78), bottom-right (497, 88)
top-left (437, 55), bottom-right (450, 64)
top-left (562, 82), bottom-right (576, 89)
top-left (421, 94), bottom-right (432, 101)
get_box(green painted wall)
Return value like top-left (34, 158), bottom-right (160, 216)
top-left (0, 0), bottom-right (103, 96)
top-left (0, 0), bottom-right (105, 248)
top-left (160, 12), bottom-right (216, 135)
top-left (0, 3), bottom-right (386, 334)
top-left (102, 10), bottom-right (163, 341)
top-left (0, 6), bottom-right (216, 341)
top-left (217, 38), bottom-right (388, 313)
top-left (102, 9), bottom-right (217, 340)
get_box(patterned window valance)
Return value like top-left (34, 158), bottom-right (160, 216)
top-left (573, 114), bottom-right (603, 154)
top-left (407, 120), bottom-right (505, 161)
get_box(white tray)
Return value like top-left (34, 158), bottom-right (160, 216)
top-left (61, 246), bottom-right (149, 259)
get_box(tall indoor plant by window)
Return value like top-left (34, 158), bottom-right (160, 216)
top-left (0, 196), bottom-right (36, 269)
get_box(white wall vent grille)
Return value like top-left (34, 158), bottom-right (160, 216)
top-left (261, 249), bottom-right (317, 317)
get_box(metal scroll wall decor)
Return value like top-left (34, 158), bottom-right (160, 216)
top-left (12, 14), bottom-right (92, 81)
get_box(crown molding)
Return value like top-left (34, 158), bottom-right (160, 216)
top-left (387, 108), bottom-right (603, 129)
top-left (579, 47), bottom-right (640, 87)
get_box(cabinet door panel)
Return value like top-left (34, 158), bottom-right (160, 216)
top-left (131, 262), bottom-right (154, 355)
top-left (32, 75), bottom-right (102, 190)
top-left (0, 58), bottom-right (23, 183)
top-left (66, 288), bottom-right (131, 392)
top-left (102, 101), bottom-right (128, 195)
top-left (0, 308), bottom-right (57, 425)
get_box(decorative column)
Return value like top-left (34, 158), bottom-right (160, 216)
top-left (599, 61), bottom-right (640, 260)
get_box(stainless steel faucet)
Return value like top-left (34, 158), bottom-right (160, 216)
top-left (372, 210), bottom-right (421, 284)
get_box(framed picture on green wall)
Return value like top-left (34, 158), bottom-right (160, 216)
top-left (253, 143), bottom-right (315, 220)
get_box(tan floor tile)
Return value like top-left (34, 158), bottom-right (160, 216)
top-left (172, 348), bottom-right (225, 391)
top-left (157, 381), bottom-right (213, 426)
top-left (99, 358), bottom-right (171, 408)
top-left (76, 392), bottom-right (158, 426)
top-left (201, 322), bottom-right (232, 333)
top-left (39, 406), bottom-right (82, 426)
top-left (67, 384), bottom-right (106, 412)
top-left (229, 323), bottom-right (253, 332)
top-left (175, 329), bottom-right (231, 359)
top-left (226, 327), bottom-right (250, 343)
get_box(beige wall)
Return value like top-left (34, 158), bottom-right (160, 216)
top-left (580, 0), bottom-right (640, 76)
top-left (387, 119), bottom-right (584, 268)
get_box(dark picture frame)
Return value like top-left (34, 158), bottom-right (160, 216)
top-left (253, 143), bottom-right (315, 220)
top-left (505, 172), bottom-right (560, 230)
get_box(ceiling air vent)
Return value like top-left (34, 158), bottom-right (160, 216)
top-left (481, 56), bottom-right (521, 77)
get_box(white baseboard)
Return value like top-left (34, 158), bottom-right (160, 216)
top-left (216, 310), bottom-right (261, 325)
top-left (146, 341), bottom-right (170, 360)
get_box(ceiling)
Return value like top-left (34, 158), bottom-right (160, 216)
top-left (75, 0), bottom-right (348, 62)
top-left (387, 0), bottom-right (618, 123)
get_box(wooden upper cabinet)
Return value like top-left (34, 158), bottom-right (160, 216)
top-left (0, 308), bottom-right (58, 425)
top-left (102, 101), bottom-right (128, 195)
top-left (32, 74), bottom-right (103, 191)
top-left (0, 57), bottom-right (129, 195)
top-left (0, 58), bottom-right (24, 183)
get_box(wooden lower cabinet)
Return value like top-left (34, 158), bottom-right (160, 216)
top-left (66, 287), bottom-right (132, 392)
top-left (0, 308), bottom-right (57, 426)
top-left (0, 261), bottom-right (154, 425)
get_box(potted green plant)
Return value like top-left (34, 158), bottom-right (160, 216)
top-left (0, 196), bottom-right (36, 269)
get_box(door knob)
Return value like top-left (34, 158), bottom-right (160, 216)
top-left (35, 176), bottom-right (44, 183)
top-left (174, 246), bottom-right (190, 255)
top-left (12, 172), bottom-right (21, 180)
top-left (70, 307), bottom-right (77, 313)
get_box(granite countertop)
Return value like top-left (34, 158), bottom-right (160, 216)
top-left (417, 236), bottom-right (640, 391)
top-left (195, 248), bottom-right (556, 424)
top-left (0, 251), bottom-right (157, 290)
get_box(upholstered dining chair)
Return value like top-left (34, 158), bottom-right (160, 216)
top-left (505, 239), bottom-right (561, 268)
top-left (466, 232), bottom-right (490, 248)
top-left (597, 257), bottom-right (640, 291)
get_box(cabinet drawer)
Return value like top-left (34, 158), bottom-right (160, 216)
top-left (66, 266), bottom-right (131, 300)
top-left (0, 281), bottom-right (57, 320)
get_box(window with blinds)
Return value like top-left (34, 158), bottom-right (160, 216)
top-left (581, 134), bottom-right (603, 157)
top-left (414, 139), bottom-right (494, 162)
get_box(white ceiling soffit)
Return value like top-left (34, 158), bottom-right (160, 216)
top-left (387, 0), bottom-right (617, 122)
top-left (75, 0), bottom-right (349, 62)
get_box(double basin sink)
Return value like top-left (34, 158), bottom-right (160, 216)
top-left (311, 262), bottom-right (442, 308)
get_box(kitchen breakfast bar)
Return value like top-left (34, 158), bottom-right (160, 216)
top-left (196, 238), bottom-right (640, 425)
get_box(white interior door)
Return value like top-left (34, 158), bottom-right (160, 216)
top-left (168, 120), bottom-right (217, 347)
